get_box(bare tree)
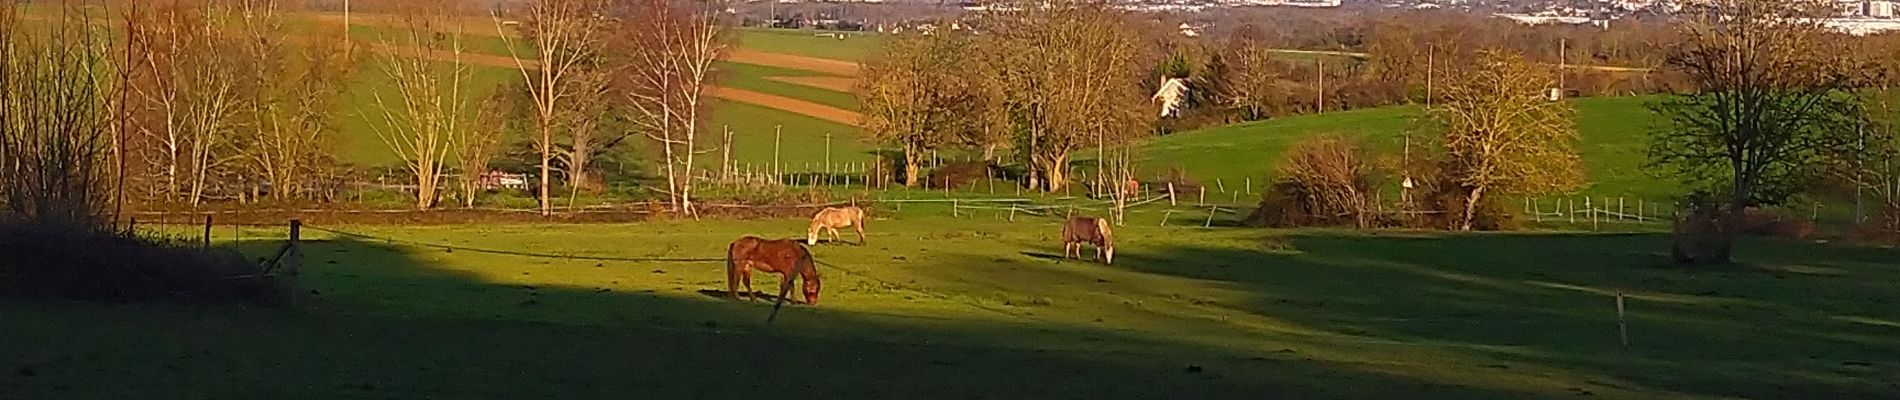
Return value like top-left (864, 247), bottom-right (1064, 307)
top-left (1649, 0), bottom-right (1868, 263)
top-left (976, 1), bottom-right (1153, 193)
top-left (233, 0), bottom-right (354, 202)
top-left (458, 87), bottom-right (514, 208)
top-left (616, 0), bottom-right (727, 215)
top-left (495, 0), bottom-right (609, 216)
top-left (369, 0), bottom-right (477, 209)
top-left (0, 4), bottom-right (117, 230)
top-left (1435, 50), bottom-right (1583, 231)
top-left (558, 67), bottom-right (614, 200)
top-left (859, 30), bottom-right (972, 187)
top-left (1219, 35), bottom-right (1285, 121)
top-left (130, 1), bottom-right (244, 207)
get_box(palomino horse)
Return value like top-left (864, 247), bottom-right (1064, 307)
top-left (727, 236), bottom-right (822, 318)
top-left (1061, 216), bottom-right (1115, 264)
top-left (807, 206), bottom-right (866, 245)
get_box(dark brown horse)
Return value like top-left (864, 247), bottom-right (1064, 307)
top-left (727, 236), bottom-right (822, 315)
top-left (1062, 216), bottom-right (1115, 264)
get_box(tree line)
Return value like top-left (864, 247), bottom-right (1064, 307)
top-left (860, 0), bottom-right (1900, 265)
top-left (0, 0), bottom-right (732, 217)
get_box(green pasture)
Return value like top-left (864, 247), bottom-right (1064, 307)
top-left (336, 59), bottom-right (523, 167)
top-left (708, 99), bottom-right (874, 172)
top-left (1140, 96), bottom-right (1670, 199)
top-left (735, 27), bottom-right (882, 62)
top-left (6, 216), bottom-right (1897, 399)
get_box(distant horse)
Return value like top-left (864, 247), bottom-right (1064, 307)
top-left (1062, 216), bottom-right (1115, 264)
top-left (727, 236), bottom-right (822, 309)
top-left (807, 206), bottom-right (866, 245)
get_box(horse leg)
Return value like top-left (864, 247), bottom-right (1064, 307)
top-left (854, 223), bottom-right (866, 245)
top-left (829, 227), bottom-right (841, 244)
top-left (741, 267), bottom-right (756, 301)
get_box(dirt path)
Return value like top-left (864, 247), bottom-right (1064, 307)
top-left (768, 76), bottom-right (857, 92)
top-left (706, 86), bottom-right (860, 125)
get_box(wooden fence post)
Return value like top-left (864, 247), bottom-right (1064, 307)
top-left (1161, 209), bottom-right (1173, 227)
top-left (1589, 197), bottom-right (1598, 231)
top-left (1199, 186), bottom-right (1206, 206)
top-left (1616, 290), bottom-right (1629, 348)
top-left (1205, 206), bottom-right (1218, 227)
top-left (1216, 178), bottom-right (1225, 193)
top-left (203, 215), bottom-right (213, 247)
top-left (1533, 198), bottom-right (1543, 223)
top-left (288, 219), bottom-right (303, 306)
top-left (1245, 178), bottom-right (1252, 195)
top-left (952, 199), bottom-right (959, 217)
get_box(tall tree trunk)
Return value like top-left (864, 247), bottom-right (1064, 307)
top-left (1459, 185), bottom-right (1486, 231)
top-left (1717, 180), bottom-right (1749, 265)
top-left (903, 142), bottom-right (922, 187)
top-left (539, 121), bottom-right (552, 215)
top-left (569, 140), bottom-right (591, 192)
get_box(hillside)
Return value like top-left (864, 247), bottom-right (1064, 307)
top-left (1140, 96), bottom-right (1677, 200)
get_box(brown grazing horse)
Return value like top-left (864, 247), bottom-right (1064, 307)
top-left (807, 206), bottom-right (866, 245)
top-left (1062, 216), bottom-right (1115, 264)
top-left (727, 236), bottom-right (822, 311)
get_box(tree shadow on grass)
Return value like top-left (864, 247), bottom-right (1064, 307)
top-left (1061, 231), bottom-right (1900, 400)
top-left (0, 235), bottom-right (1611, 400)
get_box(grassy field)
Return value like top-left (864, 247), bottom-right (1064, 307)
top-left (4, 214), bottom-right (1896, 399)
top-left (734, 28), bottom-right (882, 62)
top-left (1141, 96), bottom-right (1672, 199)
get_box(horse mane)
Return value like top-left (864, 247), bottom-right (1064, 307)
top-left (1095, 218), bottom-right (1113, 247)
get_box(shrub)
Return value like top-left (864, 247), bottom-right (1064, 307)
top-left (925, 161), bottom-right (990, 190)
top-left (1738, 208), bottom-right (1816, 239)
top-left (0, 226), bottom-right (286, 304)
top-left (1393, 156), bottom-right (1524, 231)
top-left (1247, 135), bottom-right (1381, 228)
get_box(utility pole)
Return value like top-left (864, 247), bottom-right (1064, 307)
top-left (1558, 38), bottom-right (1567, 96)
top-left (1317, 57), bottom-right (1326, 113)
top-left (1426, 43), bottom-right (1434, 109)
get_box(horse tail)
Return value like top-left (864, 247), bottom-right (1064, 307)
top-left (726, 240), bottom-right (742, 297)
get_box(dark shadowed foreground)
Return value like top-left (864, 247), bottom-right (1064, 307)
top-left (4, 218), bottom-right (1897, 399)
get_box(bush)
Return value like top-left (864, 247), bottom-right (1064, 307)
top-left (925, 161), bottom-right (990, 190)
top-left (1394, 157), bottom-right (1522, 231)
top-left (1738, 208), bottom-right (1816, 239)
top-left (0, 226), bottom-right (286, 304)
top-left (1246, 135), bottom-right (1381, 228)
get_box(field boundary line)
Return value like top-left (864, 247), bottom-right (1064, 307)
top-left (300, 224), bottom-right (726, 263)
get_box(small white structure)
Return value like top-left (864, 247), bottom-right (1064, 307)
top-left (1153, 77), bottom-right (1191, 118)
